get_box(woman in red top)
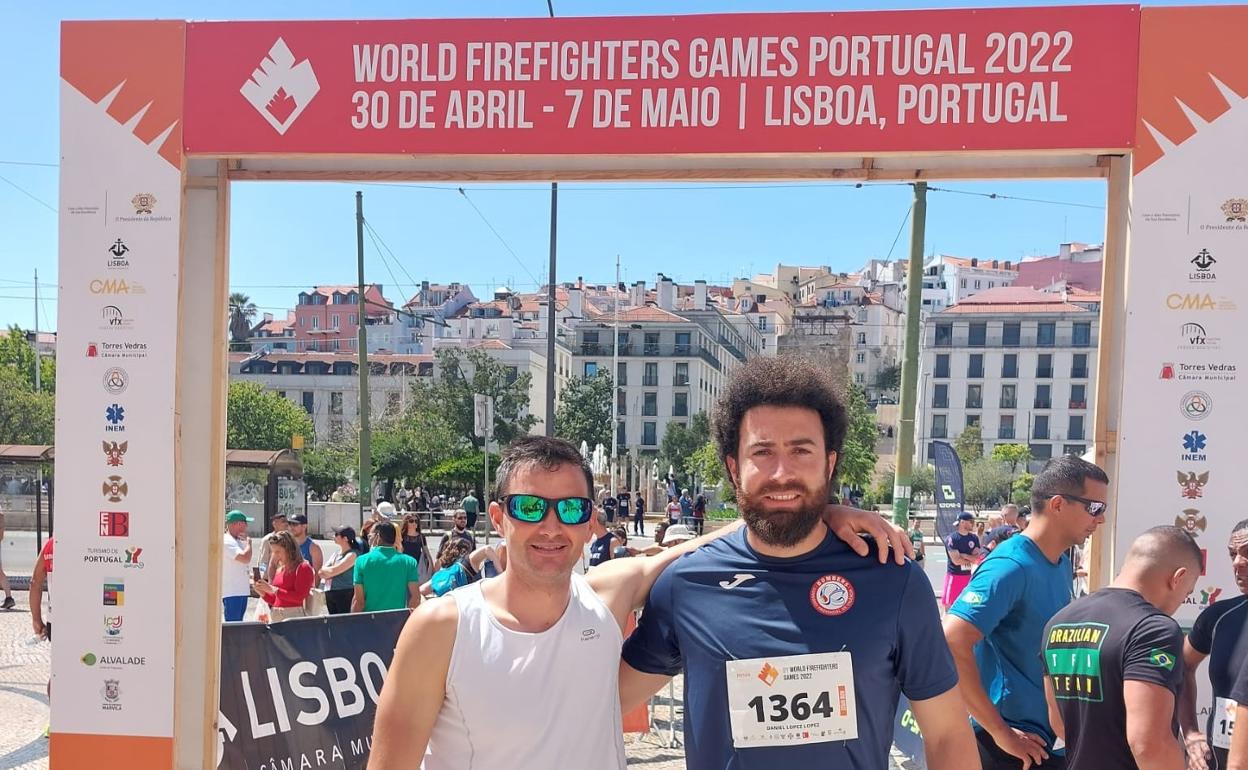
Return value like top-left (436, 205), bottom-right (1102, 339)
top-left (253, 531), bottom-right (312, 621)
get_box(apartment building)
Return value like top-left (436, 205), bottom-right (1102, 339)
top-left (291, 284), bottom-right (393, 353)
top-left (916, 287), bottom-right (1099, 469)
top-left (230, 351), bottom-right (434, 441)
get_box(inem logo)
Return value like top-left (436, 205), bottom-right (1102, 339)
top-left (241, 38), bottom-right (320, 135)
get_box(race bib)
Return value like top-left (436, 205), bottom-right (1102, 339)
top-left (725, 652), bottom-right (857, 748)
top-left (1214, 696), bottom-right (1238, 749)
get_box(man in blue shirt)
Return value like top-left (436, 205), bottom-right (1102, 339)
top-left (621, 356), bottom-right (977, 769)
top-left (943, 454), bottom-right (1109, 770)
top-left (944, 512), bottom-right (983, 609)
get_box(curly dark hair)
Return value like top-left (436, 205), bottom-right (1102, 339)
top-left (712, 356), bottom-right (848, 484)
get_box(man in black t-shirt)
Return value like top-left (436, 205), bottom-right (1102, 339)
top-left (1180, 519), bottom-right (1248, 770)
top-left (1042, 525), bottom-right (1200, 769)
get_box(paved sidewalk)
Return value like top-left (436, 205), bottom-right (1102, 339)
top-left (0, 591), bottom-right (49, 770)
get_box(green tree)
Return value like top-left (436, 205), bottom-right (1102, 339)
top-left (228, 292), bottom-right (257, 351)
top-left (836, 385), bottom-right (878, 490)
top-left (963, 458), bottom-right (1013, 512)
top-left (226, 382), bottom-right (314, 450)
top-left (0, 367), bottom-right (54, 444)
top-left (1012, 471), bottom-right (1036, 507)
top-left (417, 348), bottom-right (538, 449)
top-left (874, 362), bottom-right (901, 393)
top-left (685, 440), bottom-right (734, 503)
top-left (991, 443), bottom-right (1032, 500)
top-left (371, 398), bottom-right (463, 484)
top-left (0, 326), bottom-right (55, 393)
top-left (660, 412), bottom-right (710, 486)
top-left (426, 450), bottom-right (499, 493)
top-left (954, 423), bottom-right (984, 464)
top-left (909, 463), bottom-right (935, 500)
top-left (554, 372), bottom-right (614, 450)
top-left (301, 439), bottom-right (354, 498)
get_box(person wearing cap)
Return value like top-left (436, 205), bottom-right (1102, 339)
top-left (257, 511), bottom-right (289, 578)
top-left (943, 512), bottom-right (983, 610)
top-left (661, 523), bottom-right (695, 548)
top-left (287, 514), bottom-right (324, 576)
top-left (222, 510), bottom-right (254, 622)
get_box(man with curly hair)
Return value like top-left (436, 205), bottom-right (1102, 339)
top-left (620, 356), bottom-right (977, 769)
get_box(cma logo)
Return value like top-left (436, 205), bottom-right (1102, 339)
top-left (1166, 293), bottom-right (1233, 311)
top-left (90, 279), bottom-right (145, 295)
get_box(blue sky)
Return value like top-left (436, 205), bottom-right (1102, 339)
top-left (1, 0), bottom-right (1225, 328)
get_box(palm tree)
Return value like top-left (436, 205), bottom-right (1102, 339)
top-left (228, 292), bottom-right (258, 350)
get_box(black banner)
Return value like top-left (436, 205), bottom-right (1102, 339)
top-left (217, 610), bottom-right (410, 770)
top-left (931, 440), bottom-right (965, 542)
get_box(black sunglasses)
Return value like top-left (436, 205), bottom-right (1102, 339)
top-left (1043, 492), bottom-right (1108, 516)
top-left (503, 494), bottom-right (594, 526)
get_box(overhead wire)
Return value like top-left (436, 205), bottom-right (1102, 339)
top-left (0, 174), bottom-right (56, 213)
top-left (455, 187), bottom-right (544, 287)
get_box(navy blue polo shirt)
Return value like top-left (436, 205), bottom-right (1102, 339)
top-left (622, 526), bottom-right (957, 769)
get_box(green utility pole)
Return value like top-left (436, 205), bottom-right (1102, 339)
top-left (892, 182), bottom-right (928, 527)
top-left (355, 191), bottom-right (372, 524)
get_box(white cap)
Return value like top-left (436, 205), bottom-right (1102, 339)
top-left (662, 524), bottom-right (695, 546)
top-left (376, 501), bottom-right (396, 517)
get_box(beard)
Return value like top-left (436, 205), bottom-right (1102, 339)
top-left (737, 479), bottom-right (829, 548)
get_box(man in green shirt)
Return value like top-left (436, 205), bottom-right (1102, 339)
top-left (462, 491), bottom-right (480, 529)
top-left (352, 521), bottom-right (421, 612)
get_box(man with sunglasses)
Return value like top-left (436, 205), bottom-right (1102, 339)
top-left (619, 357), bottom-right (975, 770)
top-left (370, 434), bottom-right (908, 770)
top-left (944, 454), bottom-right (1110, 770)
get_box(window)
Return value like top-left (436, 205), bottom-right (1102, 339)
top-left (302, 392), bottom-right (314, 414)
top-left (1073, 322), bottom-right (1092, 347)
top-left (966, 384), bottom-right (983, 408)
top-left (1030, 443), bottom-right (1054, 461)
top-left (644, 332), bottom-right (660, 355)
top-left (967, 354), bottom-right (984, 378)
top-left (349, 314), bottom-right (357, 325)
top-left (932, 384), bottom-right (949, 408)
top-left (855, 352), bottom-right (866, 364)
top-left (617, 389), bottom-right (627, 416)
top-left (1003, 322), bottom-right (1021, 347)
top-left (387, 391), bottom-right (401, 414)
top-left (854, 372), bottom-right (865, 384)
top-left (856, 332), bottom-right (866, 344)
top-left (974, 279), bottom-right (982, 289)
top-left (1071, 353), bottom-right (1089, 379)
top-left (1033, 415), bottom-right (1050, 439)
top-left (1038, 322), bottom-right (1056, 347)
top-left (989, 281), bottom-right (995, 289)
top-left (505, 366), bottom-right (519, 385)
top-left (277, 391), bottom-right (286, 399)
top-left (643, 392), bottom-right (658, 416)
top-left (643, 362), bottom-right (658, 387)
top-left (1000, 384), bottom-right (1017, 409)
top-left (999, 414), bottom-right (1016, 439)
top-left (674, 392), bottom-right (689, 417)
top-left (674, 362), bottom-right (689, 386)
top-left (934, 354), bottom-right (950, 378)
top-left (1035, 384), bottom-right (1052, 409)
top-left (617, 362), bottom-right (627, 386)
top-left (311, 316), bottom-right (320, 330)
top-left (1070, 384), bottom-right (1087, 409)
top-left (932, 414), bottom-right (948, 438)
top-left (675, 332), bottom-right (692, 355)
top-left (934, 324), bottom-right (953, 347)
top-left (758, 317), bottom-right (768, 332)
top-left (584, 361), bottom-right (599, 377)
top-left (300, 317), bottom-right (306, 328)
top-left (617, 421), bottom-right (626, 446)
top-left (969, 323), bottom-right (986, 347)
top-left (330, 392), bottom-right (343, 416)
top-left (331, 314), bottom-right (340, 329)
top-left (1069, 415), bottom-right (1085, 441)
top-left (842, 290), bottom-right (851, 301)
top-left (331, 339), bottom-right (340, 351)
top-left (966, 414), bottom-right (981, 429)
top-left (642, 422), bottom-right (657, 446)
top-left (960, 278), bottom-right (967, 288)
top-left (1063, 444), bottom-right (1087, 457)
top-left (617, 331), bottom-right (631, 355)
top-left (1037, 354), bottom-right (1053, 379)
top-left (1002, 353), bottom-right (1018, 378)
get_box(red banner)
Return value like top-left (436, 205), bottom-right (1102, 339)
top-left (183, 7), bottom-right (1140, 156)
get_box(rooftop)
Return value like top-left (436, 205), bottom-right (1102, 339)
top-left (941, 286), bottom-right (1091, 314)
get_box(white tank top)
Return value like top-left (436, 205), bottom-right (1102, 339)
top-left (423, 573), bottom-right (627, 770)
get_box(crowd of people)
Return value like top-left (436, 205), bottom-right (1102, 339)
top-left (201, 352), bottom-right (1242, 769)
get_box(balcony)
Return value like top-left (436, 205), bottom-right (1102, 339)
top-left (1034, 398), bottom-right (1052, 409)
top-left (642, 376), bottom-right (659, 387)
top-left (934, 367), bottom-right (950, 379)
top-left (1001, 366), bottom-right (1018, 378)
top-left (966, 397), bottom-right (983, 409)
top-left (932, 427), bottom-right (948, 439)
top-left (998, 427), bottom-right (1016, 439)
top-left (1036, 368), bottom-right (1053, 379)
top-left (674, 344), bottom-right (692, 356)
top-left (1069, 401), bottom-right (1087, 410)
top-left (1033, 428), bottom-right (1050, 440)
top-left (932, 398), bottom-right (949, 409)
top-left (642, 405), bottom-right (658, 417)
top-left (673, 405), bottom-right (689, 417)
top-left (673, 375), bottom-right (690, 386)
top-left (643, 343), bottom-right (660, 356)
top-left (1071, 367), bottom-right (1089, 378)
top-left (967, 366), bottom-right (984, 379)
top-left (1000, 398), bottom-right (1017, 409)
top-left (925, 334), bottom-right (1086, 348)
top-left (1069, 429), bottom-right (1086, 440)
top-left (580, 343), bottom-right (606, 355)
